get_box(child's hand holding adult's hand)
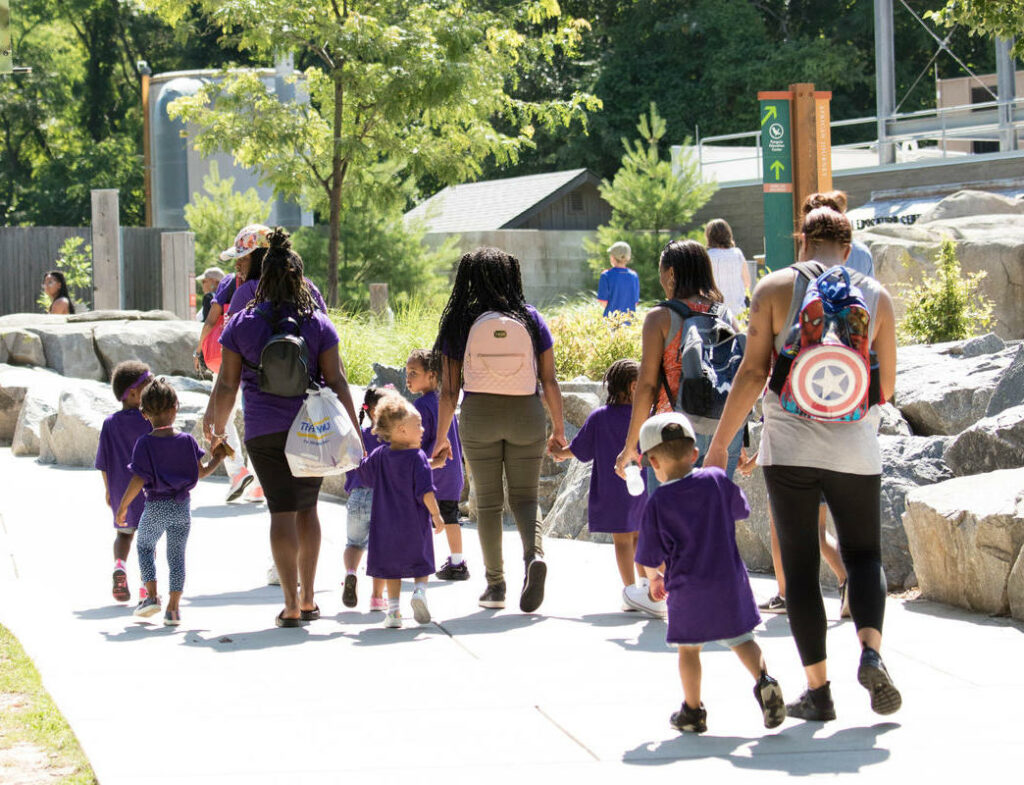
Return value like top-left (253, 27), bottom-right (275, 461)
top-left (115, 507), bottom-right (128, 527)
top-left (650, 574), bottom-right (667, 601)
top-left (432, 437), bottom-right (452, 465)
top-left (737, 448), bottom-right (758, 478)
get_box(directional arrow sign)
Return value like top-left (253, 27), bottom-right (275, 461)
top-left (758, 91), bottom-right (794, 271)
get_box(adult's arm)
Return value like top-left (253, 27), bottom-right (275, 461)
top-left (873, 288), bottom-right (897, 402)
top-left (432, 355), bottom-right (462, 463)
top-left (205, 347), bottom-right (242, 444)
top-left (320, 344), bottom-right (363, 450)
top-left (704, 273), bottom-right (784, 470)
top-left (615, 307), bottom-right (669, 477)
top-left (195, 301), bottom-right (223, 371)
top-left (538, 347), bottom-right (566, 452)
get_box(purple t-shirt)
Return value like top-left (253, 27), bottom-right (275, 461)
top-left (214, 274), bottom-right (239, 308)
top-left (344, 426), bottom-right (383, 493)
top-left (442, 305), bottom-right (554, 360)
top-left (127, 432), bottom-right (205, 503)
top-left (219, 304), bottom-right (340, 440)
top-left (635, 467), bottom-right (760, 645)
top-left (414, 390), bottom-right (464, 502)
top-left (355, 445), bottom-right (436, 579)
top-left (228, 278), bottom-right (327, 317)
top-left (95, 407), bottom-right (152, 525)
top-left (569, 404), bottom-right (646, 534)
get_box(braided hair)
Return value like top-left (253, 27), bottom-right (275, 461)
top-left (251, 228), bottom-right (317, 316)
top-left (432, 247), bottom-right (544, 370)
top-left (603, 358), bottom-right (640, 405)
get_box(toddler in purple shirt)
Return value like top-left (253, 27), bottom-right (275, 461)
top-left (405, 349), bottom-right (468, 582)
top-left (634, 412), bottom-right (786, 734)
top-left (95, 362), bottom-right (153, 605)
top-left (354, 393), bottom-right (445, 629)
top-left (116, 378), bottom-right (226, 626)
top-left (551, 360), bottom-right (647, 608)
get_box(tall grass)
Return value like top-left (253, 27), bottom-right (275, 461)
top-left (330, 296), bottom-right (644, 385)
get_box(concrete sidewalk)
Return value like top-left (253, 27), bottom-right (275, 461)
top-left (0, 447), bottom-right (1021, 783)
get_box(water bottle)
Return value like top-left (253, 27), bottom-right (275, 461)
top-left (624, 463), bottom-right (644, 496)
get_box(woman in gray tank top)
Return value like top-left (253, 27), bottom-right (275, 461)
top-left (705, 207), bottom-right (902, 722)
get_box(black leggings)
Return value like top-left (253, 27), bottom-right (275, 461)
top-left (763, 466), bottom-right (886, 667)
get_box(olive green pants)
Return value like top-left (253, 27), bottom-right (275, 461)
top-left (460, 393), bottom-right (546, 586)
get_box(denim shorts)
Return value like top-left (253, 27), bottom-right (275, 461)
top-left (681, 632), bottom-right (754, 651)
top-left (346, 487), bottom-right (373, 548)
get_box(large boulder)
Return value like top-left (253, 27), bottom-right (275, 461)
top-left (369, 363), bottom-right (412, 400)
top-left (0, 364), bottom-right (64, 443)
top-left (1, 329), bottom-right (46, 366)
top-left (986, 345), bottom-right (1024, 416)
top-left (24, 323), bottom-right (105, 381)
top-left (894, 342), bottom-right (1017, 435)
top-left (560, 392), bottom-right (600, 430)
top-left (542, 459), bottom-right (610, 542)
top-left (93, 320), bottom-right (200, 379)
top-left (66, 309), bottom-right (179, 323)
top-left (877, 403), bottom-right (912, 436)
top-left (903, 467), bottom-right (1024, 618)
top-left (860, 189), bottom-right (1024, 338)
top-left (39, 380), bottom-right (120, 466)
top-left (944, 405), bottom-right (1024, 476)
top-left (11, 382), bottom-right (63, 456)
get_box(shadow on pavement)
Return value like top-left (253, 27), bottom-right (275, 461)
top-left (180, 627), bottom-right (351, 652)
top-left (435, 610), bottom-right (547, 636)
top-left (623, 720), bottom-right (899, 773)
top-left (191, 504), bottom-right (268, 519)
top-left (901, 596), bottom-right (1024, 632)
top-left (351, 625), bottom-right (446, 646)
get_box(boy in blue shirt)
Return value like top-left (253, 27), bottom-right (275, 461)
top-left (597, 241), bottom-right (640, 317)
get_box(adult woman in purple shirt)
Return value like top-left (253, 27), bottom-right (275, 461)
top-left (207, 229), bottom-right (362, 627)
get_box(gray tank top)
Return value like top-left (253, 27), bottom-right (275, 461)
top-left (760, 265), bottom-right (883, 475)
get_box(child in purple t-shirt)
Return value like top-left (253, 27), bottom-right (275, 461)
top-left (635, 412), bottom-right (786, 734)
top-left (117, 378), bottom-right (226, 626)
top-left (355, 393), bottom-right (445, 629)
top-left (405, 349), bottom-right (468, 581)
top-left (95, 361), bottom-right (153, 604)
top-left (551, 359), bottom-right (647, 608)
top-left (341, 386), bottom-right (388, 612)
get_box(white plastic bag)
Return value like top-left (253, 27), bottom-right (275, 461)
top-left (285, 387), bottom-right (363, 477)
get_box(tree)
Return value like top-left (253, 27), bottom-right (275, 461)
top-left (143, 0), bottom-right (600, 307)
top-left (586, 103), bottom-right (716, 299)
top-left (928, 1), bottom-right (1024, 59)
top-left (184, 162), bottom-right (272, 273)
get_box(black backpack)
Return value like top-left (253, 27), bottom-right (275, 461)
top-left (243, 312), bottom-right (312, 398)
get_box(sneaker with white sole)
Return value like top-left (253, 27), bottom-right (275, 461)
top-left (758, 594), bottom-right (787, 614)
top-left (369, 596), bottom-right (388, 612)
top-left (133, 595), bottom-right (162, 618)
top-left (244, 484), bottom-right (265, 503)
top-left (267, 564), bottom-right (280, 586)
top-left (755, 672), bottom-right (786, 728)
top-left (622, 583), bottom-right (668, 619)
top-left (383, 610), bottom-right (403, 629)
top-left (479, 582), bottom-right (506, 609)
top-left (163, 609), bottom-right (181, 627)
top-left (226, 468), bottom-right (254, 502)
top-left (519, 557), bottom-right (547, 613)
top-left (411, 589), bottom-right (431, 624)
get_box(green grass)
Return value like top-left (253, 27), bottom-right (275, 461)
top-left (0, 625), bottom-right (96, 784)
top-left (329, 297), bottom-right (645, 386)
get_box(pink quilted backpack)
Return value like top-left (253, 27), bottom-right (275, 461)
top-left (463, 311), bottom-right (538, 395)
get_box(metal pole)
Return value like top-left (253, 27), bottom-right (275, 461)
top-left (874, 0), bottom-right (896, 165)
top-left (996, 37), bottom-right (1017, 152)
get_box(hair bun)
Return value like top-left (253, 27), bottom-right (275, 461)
top-left (268, 228), bottom-right (292, 251)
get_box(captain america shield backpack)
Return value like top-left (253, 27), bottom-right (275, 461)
top-left (768, 263), bottom-right (881, 422)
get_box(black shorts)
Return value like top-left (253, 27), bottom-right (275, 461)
top-left (246, 431), bottom-right (323, 513)
top-left (438, 499), bottom-right (460, 526)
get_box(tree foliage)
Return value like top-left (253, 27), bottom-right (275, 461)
top-left (143, 0), bottom-right (600, 306)
top-left (586, 104), bottom-right (716, 298)
top-left (36, 236), bottom-right (92, 311)
top-left (928, 1), bottom-right (1024, 60)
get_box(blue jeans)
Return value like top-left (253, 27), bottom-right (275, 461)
top-left (646, 427), bottom-right (744, 496)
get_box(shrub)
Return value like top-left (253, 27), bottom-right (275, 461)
top-left (37, 236), bottom-right (92, 312)
top-left (898, 239), bottom-right (994, 344)
top-left (546, 301), bottom-right (643, 380)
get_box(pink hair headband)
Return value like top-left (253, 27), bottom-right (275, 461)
top-left (121, 370), bottom-right (151, 400)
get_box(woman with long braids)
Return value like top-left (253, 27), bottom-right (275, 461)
top-left (431, 247), bottom-right (567, 613)
top-left (206, 228), bottom-right (362, 627)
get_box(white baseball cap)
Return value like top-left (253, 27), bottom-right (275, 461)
top-left (639, 412), bottom-right (697, 459)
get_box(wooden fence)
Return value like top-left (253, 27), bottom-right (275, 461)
top-left (0, 226), bottom-right (169, 316)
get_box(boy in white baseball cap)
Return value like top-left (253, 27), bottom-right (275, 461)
top-left (634, 412), bottom-right (786, 734)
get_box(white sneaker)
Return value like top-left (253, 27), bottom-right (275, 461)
top-left (226, 468), bottom-right (254, 502)
top-left (384, 610), bottom-right (403, 629)
top-left (267, 564), bottom-right (280, 586)
top-left (622, 583), bottom-right (668, 620)
top-left (411, 589), bottom-right (431, 624)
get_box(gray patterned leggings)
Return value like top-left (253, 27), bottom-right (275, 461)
top-left (137, 499), bottom-right (192, 593)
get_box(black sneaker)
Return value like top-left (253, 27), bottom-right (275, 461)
top-left (342, 574), bottom-right (358, 608)
top-left (758, 594), bottom-right (787, 614)
top-left (479, 582), bottom-right (506, 609)
top-left (858, 646), bottom-right (902, 715)
top-left (754, 673), bottom-right (787, 729)
top-left (670, 702), bottom-right (707, 733)
top-left (786, 682), bottom-right (836, 721)
top-left (435, 558), bottom-right (470, 581)
top-left (519, 556), bottom-right (547, 613)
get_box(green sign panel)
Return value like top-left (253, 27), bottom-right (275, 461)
top-left (1, 0), bottom-right (11, 74)
top-left (759, 92), bottom-right (794, 271)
